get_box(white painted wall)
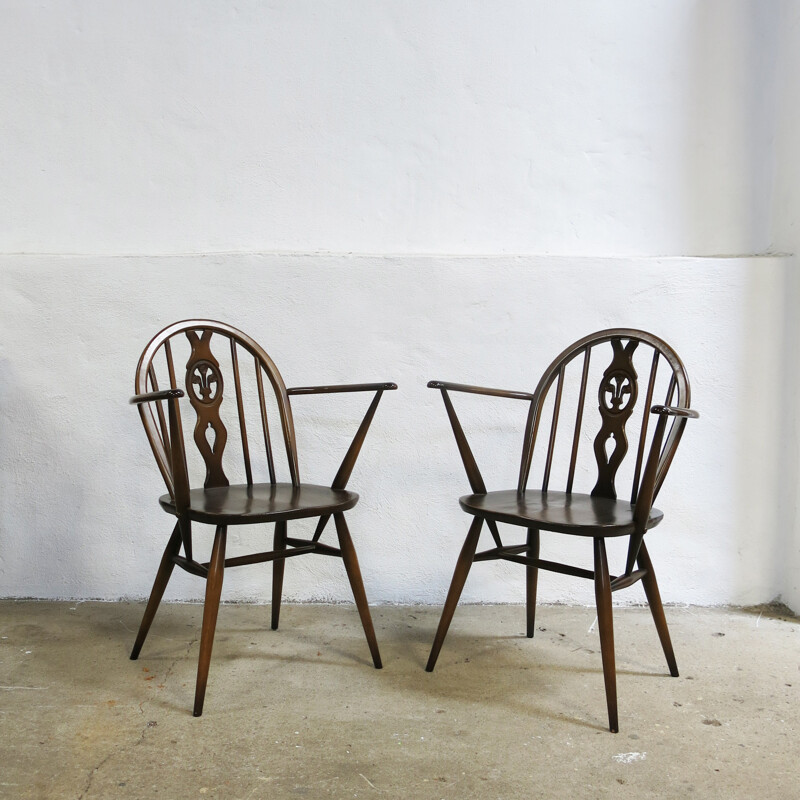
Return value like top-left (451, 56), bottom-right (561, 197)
top-left (770, 1), bottom-right (800, 613)
top-left (0, 0), bottom-right (782, 257)
top-left (0, 2), bottom-right (796, 609)
top-left (0, 254), bottom-right (790, 607)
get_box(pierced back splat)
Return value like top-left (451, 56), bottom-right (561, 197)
top-left (518, 329), bottom-right (691, 505)
top-left (591, 339), bottom-right (638, 500)
top-left (185, 330), bottom-right (229, 488)
top-left (136, 319), bottom-right (303, 501)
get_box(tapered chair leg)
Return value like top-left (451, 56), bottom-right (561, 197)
top-left (193, 525), bottom-right (227, 717)
top-left (637, 541), bottom-right (679, 677)
top-left (333, 513), bottom-right (382, 669)
top-left (526, 527), bottom-right (540, 638)
top-left (593, 537), bottom-right (618, 733)
top-left (271, 520), bottom-right (288, 631)
top-left (426, 516), bottom-right (484, 672)
top-left (131, 521), bottom-right (183, 660)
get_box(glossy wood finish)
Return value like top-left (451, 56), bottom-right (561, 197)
top-left (594, 537), bottom-right (618, 733)
top-left (129, 521), bottom-right (182, 660)
top-left (271, 520), bottom-right (287, 631)
top-left (526, 527), bottom-right (539, 638)
top-left (459, 490), bottom-right (664, 536)
top-left (637, 540), bottom-right (679, 677)
top-left (194, 525), bottom-right (227, 717)
top-left (130, 320), bottom-right (395, 715)
top-left (157, 483), bottom-right (358, 525)
top-left (426, 329), bottom-right (697, 732)
top-left (426, 516), bottom-right (483, 673)
top-left (334, 513), bottom-right (382, 669)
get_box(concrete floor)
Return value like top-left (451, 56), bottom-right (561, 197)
top-left (0, 601), bottom-right (797, 799)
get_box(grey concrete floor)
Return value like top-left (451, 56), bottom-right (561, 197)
top-left (0, 601), bottom-right (797, 799)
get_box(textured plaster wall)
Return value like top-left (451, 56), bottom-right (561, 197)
top-left (0, 1), bottom-right (796, 607)
top-left (0, 254), bottom-right (790, 605)
top-left (0, 0), bottom-right (782, 256)
top-left (771, 2), bottom-right (800, 612)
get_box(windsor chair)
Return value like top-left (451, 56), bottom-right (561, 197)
top-left (130, 320), bottom-right (396, 715)
top-left (425, 329), bottom-right (698, 732)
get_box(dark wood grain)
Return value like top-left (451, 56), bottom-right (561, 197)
top-left (130, 522), bottom-right (182, 660)
top-left (426, 516), bottom-right (483, 672)
top-left (427, 380), bottom-right (535, 401)
top-left (426, 329), bottom-right (697, 731)
top-left (459, 490), bottom-right (664, 536)
top-left (591, 338), bottom-right (639, 500)
top-left (440, 388), bottom-right (487, 494)
top-left (185, 329), bottom-right (229, 489)
top-left (594, 536), bottom-right (618, 733)
top-left (158, 483), bottom-right (358, 525)
top-left (271, 520), bottom-right (287, 630)
top-left (287, 382), bottom-right (397, 395)
top-left (334, 513), bottom-right (382, 669)
top-left (193, 524), bottom-right (227, 717)
top-left (526, 527), bottom-right (540, 638)
top-left (637, 541), bottom-right (679, 677)
top-left (131, 319), bottom-right (393, 715)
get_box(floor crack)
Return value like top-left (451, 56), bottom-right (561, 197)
top-left (77, 751), bottom-right (115, 800)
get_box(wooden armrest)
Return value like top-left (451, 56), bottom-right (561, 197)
top-left (427, 380), bottom-right (535, 401)
top-left (286, 384), bottom-right (396, 490)
top-left (287, 382), bottom-right (397, 396)
top-left (651, 404), bottom-right (699, 419)
top-left (130, 389), bottom-right (184, 405)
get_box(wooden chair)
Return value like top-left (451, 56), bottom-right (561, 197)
top-left (425, 329), bottom-right (698, 732)
top-left (130, 320), bottom-right (396, 715)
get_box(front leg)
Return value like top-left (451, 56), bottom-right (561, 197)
top-left (426, 516), bottom-right (483, 672)
top-left (334, 513), bottom-right (382, 669)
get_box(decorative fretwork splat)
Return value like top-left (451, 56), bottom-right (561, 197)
top-left (591, 339), bottom-right (638, 499)
top-left (185, 330), bottom-right (229, 488)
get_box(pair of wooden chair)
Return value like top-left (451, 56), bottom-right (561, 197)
top-left (130, 320), bottom-right (697, 730)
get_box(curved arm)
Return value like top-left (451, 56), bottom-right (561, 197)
top-left (131, 388), bottom-right (190, 513)
top-left (427, 380), bottom-right (535, 401)
top-left (287, 382), bottom-right (397, 395)
top-left (428, 381), bottom-right (536, 494)
top-left (626, 404), bottom-right (697, 575)
top-left (651, 404), bottom-right (699, 419)
top-left (130, 388), bottom-right (184, 405)
top-left (290, 382), bottom-right (396, 491)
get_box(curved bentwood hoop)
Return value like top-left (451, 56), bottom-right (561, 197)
top-left (130, 319), bottom-right (396, 715)
top-left (426, 329), bottom-right (698, 732)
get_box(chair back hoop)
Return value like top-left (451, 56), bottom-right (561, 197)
top-left (135, 319), bottom-right (300, 500)
top-left (517, 329), bottom-right (692, 513)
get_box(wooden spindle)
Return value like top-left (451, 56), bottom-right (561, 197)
top-left (566, 348), bottom-right (591, 494)
top-left (147, 364), bottom-right (170, 454)
top-left (255, 358), bottom-right (277, 484)
top-left (542, 366), bottom-right (565, 491)
top-left (230, 340), bottom-right (252, 485)
top-left (631, 349), bottom-right (659, 504)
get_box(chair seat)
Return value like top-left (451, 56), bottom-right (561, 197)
top-left (159, 483), bottom-right (359, 525)
top-left (459, 490), bottom-right (663, 537)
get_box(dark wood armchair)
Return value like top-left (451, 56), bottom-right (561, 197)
top-left (425, 329), bottom-right (698, 732)
top-left (130, 320), bottom-right (396, 715)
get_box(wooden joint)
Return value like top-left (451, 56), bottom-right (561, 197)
top-left (285, 537), bottom-right (342, 557)
top-left (172, 555), bottom-right (209, 578)
top-left (609, 569), bottom-right (647, 592)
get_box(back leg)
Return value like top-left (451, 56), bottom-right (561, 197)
top-left (526, 527), bottom-right (540, 638)
top-left (131, 521), bottom-right (183, 660)
top-left (271, 520), bottom-right (288, 630)
top-left (637, 540), bottom-right (679, 676)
